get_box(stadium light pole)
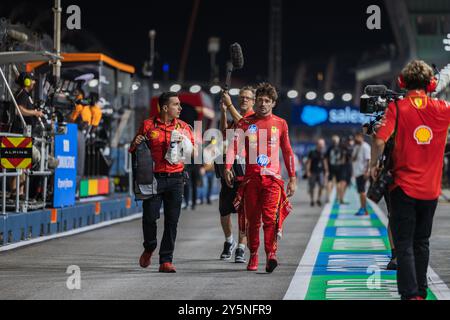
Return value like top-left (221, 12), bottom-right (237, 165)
top-left (149, 30), bottom-right (156, 102)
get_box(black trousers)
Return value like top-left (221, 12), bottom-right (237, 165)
top-left (389, 187), bottom-right (438, 300)
top-left (142, 176), bottom-right (184, 264)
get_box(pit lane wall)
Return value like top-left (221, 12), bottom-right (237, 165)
top-left (0, 195), bottom-right (142, 246)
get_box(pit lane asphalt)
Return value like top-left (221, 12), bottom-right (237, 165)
top-left (0, 182), bottom-right (320, 300)
top-left (1, 182), bottom-right (449, 300)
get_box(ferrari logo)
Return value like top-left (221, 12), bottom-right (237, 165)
top-left (410, 96), bottom-right (427, 109)
top-left (271, 126), bottom-right (278, 134)
top-left (414, 126), bottom-right (433, 145)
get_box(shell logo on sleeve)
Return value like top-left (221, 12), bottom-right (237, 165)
top-left (414, 126), bottom-right (433, 145)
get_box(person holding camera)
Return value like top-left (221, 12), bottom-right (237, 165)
top-left (371, 60), bottom-right (450, 300)
top-left (9, 72), bottom-right (43, 199)
top-left (11, 72), bottom-right (44, 134)
top-left (218, 87), bottom-right (255, 263)
top-left (130, 92), bottom-right (194, 273)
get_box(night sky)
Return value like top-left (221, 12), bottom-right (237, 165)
top-left (1, 0), bottom-right (394, 88)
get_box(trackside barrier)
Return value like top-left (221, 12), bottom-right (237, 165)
top-left (0, 195), bottom-right (142, 246)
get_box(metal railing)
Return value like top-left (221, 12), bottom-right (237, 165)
top-left (1, 132), bottom-right (52, 215)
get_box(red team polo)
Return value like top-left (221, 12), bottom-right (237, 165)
top-left (376, 90), bottom-right (450, 200)
top-left (130, 117), bottom-right (194, 174)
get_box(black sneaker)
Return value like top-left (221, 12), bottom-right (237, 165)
top-left (387, 257), bottom-right (397, 270)
top-left (220, 241), bottom-right (237, 260)
top-left (310, 201), bottom-right (315, 207)
top-left (235, 248), bottom-right (246, 263)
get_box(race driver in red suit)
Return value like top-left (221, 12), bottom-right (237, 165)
top-left (224, 82), bottom-right (297, 273)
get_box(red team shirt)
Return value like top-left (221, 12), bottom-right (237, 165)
top-left (226, 114), bottom-right (296, 178)
top-left (130, 117), bottom-right (194, 174)
top-left (376, 90), bottom-right (450, 200)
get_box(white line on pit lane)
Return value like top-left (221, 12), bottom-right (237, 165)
top-left (284, 190), bottom-right (450, 300)
top-left (283, 189), bottom-right (336, 300)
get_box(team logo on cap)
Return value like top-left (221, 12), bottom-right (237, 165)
top-left (414, 126), bottom-right (433, 145)
top-left (257, 154), bottom-right (270, 167)
top-left (248, 125), bottom-right (258, 134)
top-left (150, 131), bottom-right (159, 140)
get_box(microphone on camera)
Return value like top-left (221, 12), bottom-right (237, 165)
top-left (364, 85), bottom-right (389, 96)
top-left (364, 85), bottom-right (400, 96)
top-left (6, 29), bottom-right (29, 43)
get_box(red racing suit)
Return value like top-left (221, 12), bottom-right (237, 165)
top-left (226, 114), bottom-right (296, 255)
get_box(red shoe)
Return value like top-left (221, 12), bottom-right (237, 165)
top-left (139, 250), bottom-right (153, 268)
top-left (247, 253), bottom-right (259, 271)
top-left (266, 253), bottom-right (278, 273)
top-left (159, 262), bottom-right (177, 273)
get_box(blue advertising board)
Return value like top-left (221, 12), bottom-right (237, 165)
top-left (292, 104), bottom-right (372, 127)
top-left (53, 124), bottom-right (77, 208)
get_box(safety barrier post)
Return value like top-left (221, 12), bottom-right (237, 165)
top-left (2, 169), bottom-right (6, 215)
top-left (15, 169), bottom-right (20, 212)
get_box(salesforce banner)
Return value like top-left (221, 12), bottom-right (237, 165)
top-left (292, 104), bottom-right (372, 127)
top-left (53, 124), bottom-right (78, 208)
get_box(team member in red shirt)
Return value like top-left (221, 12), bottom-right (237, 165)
top-left (225, 83), bottom-right (297, 273)
top-left (372, 60), bottom-right (450, 300)
top-left (130, 92), bottom-right (194, 273)
top-left (218, 86), bottom-right (255, 263)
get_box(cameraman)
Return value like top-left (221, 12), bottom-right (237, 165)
top-left (371, 60), bottom-right (450, 300)
top-left (11, 72), bottom-right (44, 134)
top-left (10, 72), bottom-right (43, 199)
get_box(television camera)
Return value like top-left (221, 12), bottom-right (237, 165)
top-left (360, 85), bottom-right (404, 203)
top-left (360, 85), bottom-right (404, 136)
